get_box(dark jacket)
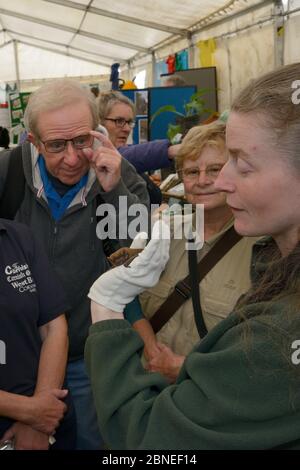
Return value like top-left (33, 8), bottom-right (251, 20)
top-left (85, 239), bottom-right (300, 449)
top-left (0, 143), bottom-right (150, 360)
top-left (0, 127), bottom-right (9, 149)
top-left (119, 140), bottom-right (170, 174)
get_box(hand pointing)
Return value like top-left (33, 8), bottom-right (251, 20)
top-left (83, 130), bottom-right (122, 192)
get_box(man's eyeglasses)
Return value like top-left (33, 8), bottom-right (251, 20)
top-left (178, 165), bottom-right (224, 180)
top-left (41, 134), bottom-right (94, 153)
top-left (104, 118), bottom-right (136, 129)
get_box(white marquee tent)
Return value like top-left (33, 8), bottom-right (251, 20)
top-left (0, 0), bottom-right (300, 110)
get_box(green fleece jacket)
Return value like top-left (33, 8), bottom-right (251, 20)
top-left (85, 241), bottom-right (300, 450)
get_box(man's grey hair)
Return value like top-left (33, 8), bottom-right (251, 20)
top-left (164, 74), bottom-right (187, 87)
top-left (24, 79), bottom-right (98, 137)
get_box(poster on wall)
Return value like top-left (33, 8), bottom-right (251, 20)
top-left (8, 92), bottom-right (30, 125)
top-left (8, 91), bottom-right (31, 143)
top-left (135, 90), bottom-right (148, 116)
top-left (9, 92), bottom-right (23, 127)
top-left (21, 93), bottom-right (30, 108)
top-left (138, 119), bottom-right (148, 143)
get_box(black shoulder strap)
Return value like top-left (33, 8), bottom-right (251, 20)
top-left (0, 145), bottom-right (25, 219)
top-left (188, 247), bottom-right (208, 338)
top-left (149, 226), bottom-right (242, 333)
top-left (188, 227), bottom-right (242, 338)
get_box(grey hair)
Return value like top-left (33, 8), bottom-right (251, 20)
top-left (24, 79), bottom-right (98, 137)
top-left (164, 74), bottom-right (187, 87)
top-left (97, 91), bottom-right (135, 124)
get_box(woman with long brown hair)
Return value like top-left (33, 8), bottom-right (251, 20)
top-left (85, 63), bottom-right (300, 450)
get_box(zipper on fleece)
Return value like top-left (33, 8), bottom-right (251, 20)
top-left (49, 222), bottom-right (58, 259)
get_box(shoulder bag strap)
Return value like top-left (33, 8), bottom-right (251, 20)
top-left (149, 226), bottom-right (242, 333)
top-left (188, 247), bottom-right (208, 337)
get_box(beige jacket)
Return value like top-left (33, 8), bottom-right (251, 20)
top-left (140, 219), bottom-right (258, 356)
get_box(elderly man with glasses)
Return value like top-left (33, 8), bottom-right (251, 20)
top-left (0, 79), bottom-right (150, 450)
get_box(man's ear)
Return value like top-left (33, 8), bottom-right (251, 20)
top-left (27, 132), bottom-right (40, 149)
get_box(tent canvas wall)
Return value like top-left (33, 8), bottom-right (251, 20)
top-left (0, 1), bottom-right (299, 118)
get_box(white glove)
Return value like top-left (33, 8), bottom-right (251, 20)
top-left (130, 231), bottom-right (148, 249)
top-left (88, 219), bottom-right (170, 312)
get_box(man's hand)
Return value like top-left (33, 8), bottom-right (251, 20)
top-left (88, 219), bottom-right (170, 314)
top-left (143, 341), bottom-right (161, 362)
top-left (146, 343), bottom-right (185, 383)
top-left (83, 131), bottom-right (122, 192)
top-left (1, 422), bottom-right (50, 450)
top-left (167, 144), bottom-right (181, 160)
top-left (108, 247), bottom-right (142, 267)
top-left (23, 389), bottom-right (68, 435)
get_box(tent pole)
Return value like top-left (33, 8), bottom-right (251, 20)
top-left (187, 32), bottom-right (194, 68)
top-left (274, 0), bottom-right (284, 67)
top-left (151, 51), bottom-right (156, 87)
top-left (126, 60), bottom-right (131, 83)
top-left (13, 40), bottom-right (21, 90)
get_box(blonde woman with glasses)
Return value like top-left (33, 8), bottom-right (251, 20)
top-left (90, 121), bottom-right (258, 382)
top-left (140, 121), bottom-right (258, 380)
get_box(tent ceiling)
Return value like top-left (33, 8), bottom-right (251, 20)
top-left (0, 0), bottom-right (268, 82)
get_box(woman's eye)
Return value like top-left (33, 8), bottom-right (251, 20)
top-left (237, 159), bottom-right (252, 174)
top-left (209, 167), bottom-right (222, 175)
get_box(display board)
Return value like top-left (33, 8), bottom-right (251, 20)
top-left (122, 85), bottom-right (197, 142)
top-left (149, 86), bottom-right (196, 141)
top-left (161, 67), bottom-right (218, 114)
top-left (120, 89), bottom-right (148, 144)
top-left (8, 91), bottom-right (30, 127)
top-left (8, 91), bottom-right (31, 144)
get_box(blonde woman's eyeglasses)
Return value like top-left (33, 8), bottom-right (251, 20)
top-left (178, 165), bottom-right (224, 180)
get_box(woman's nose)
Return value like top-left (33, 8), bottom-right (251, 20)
top-left (197, 169), bottom-right (213, 185)
top-left (214, 162), bottom-right (234, 192)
